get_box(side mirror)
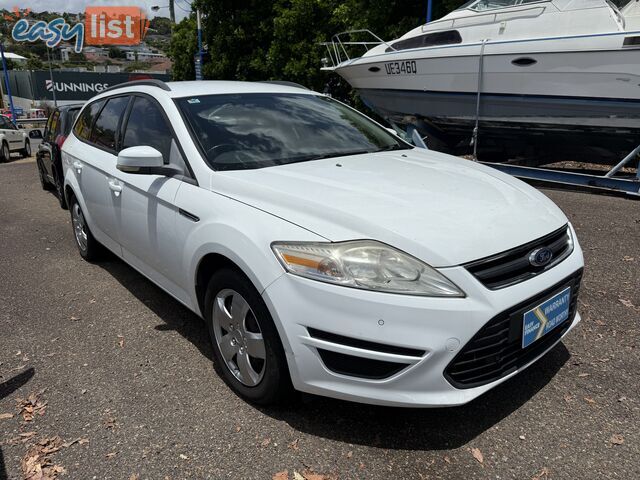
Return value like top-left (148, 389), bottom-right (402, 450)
top-left (117, 146), bottom-right (166, 174)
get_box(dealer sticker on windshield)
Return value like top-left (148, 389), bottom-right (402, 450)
top-left (522, 287), bottom-right (571, 348)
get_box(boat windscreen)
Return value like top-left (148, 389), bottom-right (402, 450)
top-left (459, 0), bottom-right (549, 12)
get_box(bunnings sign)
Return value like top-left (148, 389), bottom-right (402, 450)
top-left (10, 71), bottom-right (170, 102)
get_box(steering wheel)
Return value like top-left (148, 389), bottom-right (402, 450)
top-left (206, 143), bottom-right (242, 159)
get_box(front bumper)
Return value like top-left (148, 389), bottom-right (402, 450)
top-left (261, 241), bottom-right (584, 407)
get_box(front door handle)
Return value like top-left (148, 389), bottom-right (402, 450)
top-left (108, 179), bottom-right (122, 197)
top-left (73, 161), bottom-right (82, 174)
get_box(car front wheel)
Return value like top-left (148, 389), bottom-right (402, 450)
top-left (204, 268), bottom-right (292, 405)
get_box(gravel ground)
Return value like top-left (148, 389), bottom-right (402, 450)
top-left (1, 157), bottom-right (638, 480)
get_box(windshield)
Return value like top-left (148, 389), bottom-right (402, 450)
top-left (176, 93), bottom-right (410, 171)
top-left (458, 0), bottom-right (548, 11)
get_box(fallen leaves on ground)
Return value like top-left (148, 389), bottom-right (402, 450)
top-left (105, 451), bottom-right (118, 458)
top-left (260, 437), bottom-right (272, 447)
top-left (117, 335), bottom-right (125, 348)
top-left (618, 298), bottom-right (639, 311)
top-left (273, 471), bottom-right (289, 480)
top-left (103, 415), bottom-right (117, 429)
top-left (610, 434), bottom-right (625, 445)
top-left (20, 437), bottom-right (65, 480)
top-left (16, 390), bottom-right (48, 422)
top-left (62, 437), bottom-right (89, 448)
top-left (288, 439), bottom-right (299, 451)
top-left (0, 412), bottom-right (14, 420)
top-left (272, 470), bottom-right (336, 480)
top-left (532, 467), bottom-right (550, 479)
top-left (584, 396), bottom-right (597, 405)
top-left (470, 447), bottom-right (484, 464)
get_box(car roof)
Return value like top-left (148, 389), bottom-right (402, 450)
top-left (57, 104), bottom-right (84, 112)
top-left (94, 80), bottom-right (318, 101)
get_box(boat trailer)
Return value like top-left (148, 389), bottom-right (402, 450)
top-left (479, 149), bottom-right (640, 198)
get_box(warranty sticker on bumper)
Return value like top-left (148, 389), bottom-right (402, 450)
top-left (522, 287), bottom-right (571, 348)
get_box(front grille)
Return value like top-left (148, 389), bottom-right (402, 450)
top-left (444, 269), bottom-right (583, 389)
top-left (464, 225), bottom-right (573, 290)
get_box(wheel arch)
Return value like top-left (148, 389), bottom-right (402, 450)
top-left (194, 251), bottom-right (269, 318)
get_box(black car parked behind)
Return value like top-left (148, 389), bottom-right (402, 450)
top-left (36, 104), bottom-right (83, 209)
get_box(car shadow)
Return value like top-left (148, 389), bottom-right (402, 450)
top-left (95, 254), bottom-right (213, 362)
top-left (261, 344), bottom-right (570, 450)
top-left (0, 368), bottom-right (36, 479)
top-left (95, 254), bottom-right (571, 451)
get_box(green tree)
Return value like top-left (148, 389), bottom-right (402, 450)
top-left (168, 16), bottom-right (197, 80)
top-left (150, 16), bottom-right (173, 35)
top-left (171, 0), bottom-right (468, 87)
top-left (25, 55), bottom-right (44, 70)
top-left (108, 46), bottom-right (127, 59)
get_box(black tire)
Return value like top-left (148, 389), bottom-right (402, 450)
top-left (53, 167), bottom-right (68, 209)
top-left (37, 159), bottom-right (53, 191)
top-left (0, 141), bottom-right (9, 163)
top-left (204, 268), bottom-right (292, 405)
top-left (21, 139), bottom-right (31, 158)
top-left (68, 194), bottom-right (100, 261)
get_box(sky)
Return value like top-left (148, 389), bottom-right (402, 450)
top-left (0, 0), bottom-right (191, 20)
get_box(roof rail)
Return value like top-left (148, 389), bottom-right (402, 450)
top-left (101, 79), bottom-right (171, 94)
top-left (260, 80), bottom-right (309, 90)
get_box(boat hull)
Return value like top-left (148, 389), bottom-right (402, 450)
top-left (333, 37), bottom-right (640, 160)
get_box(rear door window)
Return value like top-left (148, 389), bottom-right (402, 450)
top-left (73, 100), bottom-right (105, 141)
top-left (90, 96), bottom-right (130, 152)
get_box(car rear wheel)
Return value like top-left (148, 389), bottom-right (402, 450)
top-left (37, 159), bottom-right (52, 191)
top-left (69, 195), bottom-right (100, 261)
top-left (0, 142), bottom-right (9, 163)
top-left (21, 139), bottom-right (31, 158)
top-left (53, 168), bottom-right (67, 209)
top-left (204, 268), bottom-right (292, 405)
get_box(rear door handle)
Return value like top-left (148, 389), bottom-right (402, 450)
top-left (108, 179), bottom-right (123, 196)
top-left (73, 161), bottom-right (82, 174)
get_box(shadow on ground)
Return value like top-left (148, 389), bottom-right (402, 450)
top-left (0, 368), bottom-right (35, 480)
top-left (97, 255), bottom-right (571, 451)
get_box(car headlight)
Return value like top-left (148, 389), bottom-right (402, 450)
top-left (271, 240), bottom-right (464, 297)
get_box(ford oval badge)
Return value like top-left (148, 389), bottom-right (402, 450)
top-left (529, 247), bottom-right (553, 267)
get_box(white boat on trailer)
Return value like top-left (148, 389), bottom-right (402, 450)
top-left (322, 0), bottom-right (640, 178)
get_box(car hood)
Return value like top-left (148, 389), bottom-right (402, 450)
top-left (209, 149), bottom-right (568, 267)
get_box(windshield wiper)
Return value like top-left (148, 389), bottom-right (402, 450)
top-left (375, 144), bottom-right (411, 152)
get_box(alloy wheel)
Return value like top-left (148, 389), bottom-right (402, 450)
top-left (71, 203), bottom-right (88, 252)
top-left (212, 289), bottom-right (266, 387)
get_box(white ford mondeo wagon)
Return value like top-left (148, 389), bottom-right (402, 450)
top-left (62, 80), bottom-right (584, 407)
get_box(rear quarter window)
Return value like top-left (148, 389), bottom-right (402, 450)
top-left (73, 100), bottom-right (105, 141)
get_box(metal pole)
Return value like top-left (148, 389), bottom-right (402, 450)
top-left (169, 0), bottom-right (175, 24)
top-left (471, 39), bottom-right (488, 160)
top-left (427, 0), bottom-right (433, 23)
top-left (0, 42), bottom-right (17, 125)
top-left (46, 47), bottom-right (57, 107)
top-left (604, 143), bottom-right (640, 179)
top-left (196, 9), bottom-right (203, 81)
